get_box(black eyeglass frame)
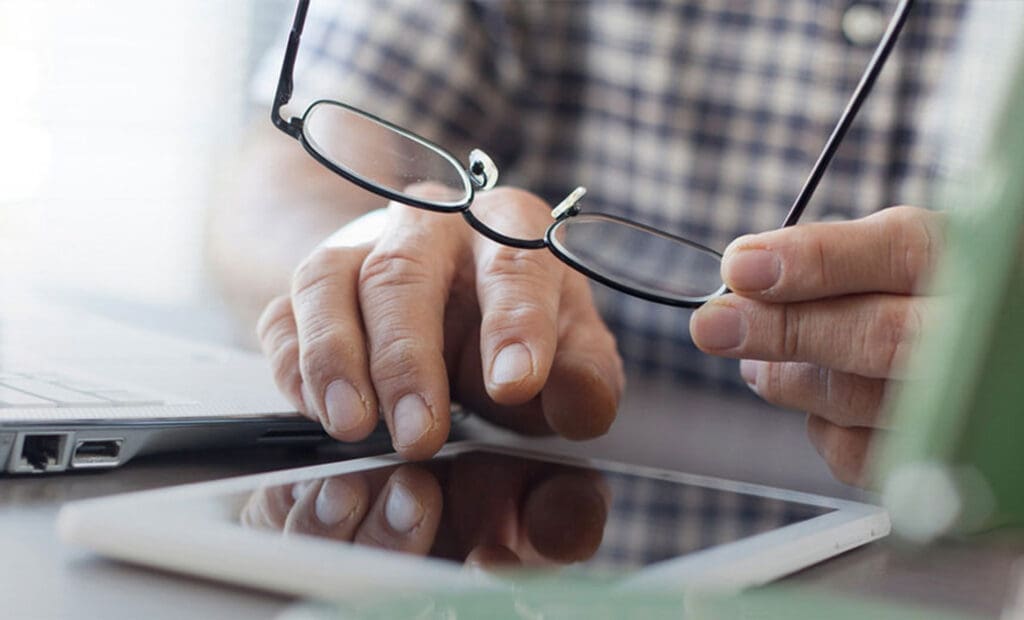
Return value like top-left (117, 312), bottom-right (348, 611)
top-left (272, 0), bottom-right (915, 308)
top-left (271, 1), bottom-right (482, 213)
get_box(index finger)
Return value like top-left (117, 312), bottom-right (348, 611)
top-left (722, 206), bottom-right (944, 302)
top-left (359, 198), bottom-right (466, 460)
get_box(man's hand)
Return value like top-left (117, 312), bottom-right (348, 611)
top-left (690, 207), bottom-right (944, 486)
top-left (256, 187), bottom-right (624, 460)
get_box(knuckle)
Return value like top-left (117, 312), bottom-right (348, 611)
top-left (885, 206), bottom-right (942, 289)
top-left (262, 313), bottom-right (297, 359)
top-left (479, 245), bottom-right (552, 283)
top-left (808, 232), bottom-right (832, 293)
top-left (369, 334), bottom-right (432, 387)
top-left (866, 301), bottom-right (917, 375)
top-left (777, 304), bottom-right (804, 359)
top-left (484, 304), bottom-right (551, 342)
top-left (292, 246), bottom-right (349, 299)
top-left (821, 367), bottom-right (858, 425)
top-left (269, 337), bottom-right (301, 391)
top-left (902, 300), bottom-right (925, 342)
top-left (757, 362), bottom-right (786, 403)
top-left (761, 364), bottom-right (870, 428)
top-left (821, 368), bottom-right (883, 428)
top-left (256, 296), bottom-right (294, 346)
top-left (298, 325), bottom-right (359, 387)
top-left (757, 363), bottom-right (826, 411)
top-left (359, 246), bottom-right (434, 294)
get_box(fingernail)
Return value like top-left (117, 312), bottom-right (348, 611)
top-left (291, 480), bottom-right (314, 502)
top-left (385, 481), bottom-right (424, 533)
top-left (691, 302), bottom-right (746, 351)
top-left (315, 480), bottom-right (358, 526)
top-left (491, 342), bottom-right (534, 386)
top-left (393, 394), bottom-right (435, 449)
top-left (724, 248), bottom-right (781, 292)
top-left (324, 380), bottom-right (367, 433)
top-left (739, 359), bottom-right (760, 391)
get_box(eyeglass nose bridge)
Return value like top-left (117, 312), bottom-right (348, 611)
top-left (459, 179), bottom-right (590, 251)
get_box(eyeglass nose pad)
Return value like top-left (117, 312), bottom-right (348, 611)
top-left (469, 149), bottom-right (499, 191)
top-left (552, 186), bottom-right (588, 219)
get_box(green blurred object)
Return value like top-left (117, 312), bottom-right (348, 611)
top-left (278, 583), bottom-right (981, 620)
top-left (875, 35), bottom-right (1024, 541)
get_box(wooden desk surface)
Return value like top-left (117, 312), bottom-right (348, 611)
top-left (2, 375), bottom-right (1019, 619)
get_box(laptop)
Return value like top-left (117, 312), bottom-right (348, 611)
top-left (0, 295), bottom-right (390, 474)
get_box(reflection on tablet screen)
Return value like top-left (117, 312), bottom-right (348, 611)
top-left (239, 450), bottom-right (831, 574)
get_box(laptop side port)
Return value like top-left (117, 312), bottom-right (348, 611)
top-left (17, 433), bottom-right (70, 473)
top-left (71, 439), bottom-right (123, 468)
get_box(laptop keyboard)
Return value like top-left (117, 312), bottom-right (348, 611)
top-left (0, 372), bottom-right (166, 408)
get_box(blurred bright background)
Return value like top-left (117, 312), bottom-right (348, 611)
top-left (0, 0), bottom-right (289, 313)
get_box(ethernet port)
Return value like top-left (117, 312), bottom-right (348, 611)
top-left (19, 434), bottom-right (68, 472)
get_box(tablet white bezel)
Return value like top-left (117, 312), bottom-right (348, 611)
top-left (57, 441), bottom-right (889, 600)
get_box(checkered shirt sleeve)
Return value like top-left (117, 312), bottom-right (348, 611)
top-left (254, 0), bottom-right (526, 168)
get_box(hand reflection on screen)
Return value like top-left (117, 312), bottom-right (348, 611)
top-left (239, 452), bottom-right (611, 569)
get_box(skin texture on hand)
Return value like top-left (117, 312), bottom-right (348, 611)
top-left (257, 187), bottom-right (625, 460)
top-left (689, 206), bottom-right (945, 486)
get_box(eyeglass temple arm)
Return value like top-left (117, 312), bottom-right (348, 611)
top-left (781, 0), bottom-right (915, 228)
top-left (272, 0), bottom-right (311, 139)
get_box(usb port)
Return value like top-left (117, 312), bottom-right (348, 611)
top-left (18, 434), bottom-right (69, 473)
top-left (71, 439), bottom-right (123, 468)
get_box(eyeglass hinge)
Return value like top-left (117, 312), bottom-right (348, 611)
top-left (271, 110), bottom-right (302, 139)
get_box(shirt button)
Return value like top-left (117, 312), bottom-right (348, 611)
top-left (841, 2), bottom-right (887, 47)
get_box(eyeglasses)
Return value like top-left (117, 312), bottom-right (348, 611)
top-left (272, 0), bottom-right (914, 307)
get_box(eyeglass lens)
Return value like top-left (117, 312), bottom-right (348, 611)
top-left (549, 215), bottom-right (725, 301)
top-left (303, 101), bottom-right (471, 209)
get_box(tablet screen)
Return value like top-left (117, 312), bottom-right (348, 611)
top-left (238, 450), bottom-right (832, 573)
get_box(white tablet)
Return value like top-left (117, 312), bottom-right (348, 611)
top-left (57, 442), bottom-right (889, 600)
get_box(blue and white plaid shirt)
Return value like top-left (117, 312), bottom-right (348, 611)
top-left (261, 0), bottom-right (970, 391)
